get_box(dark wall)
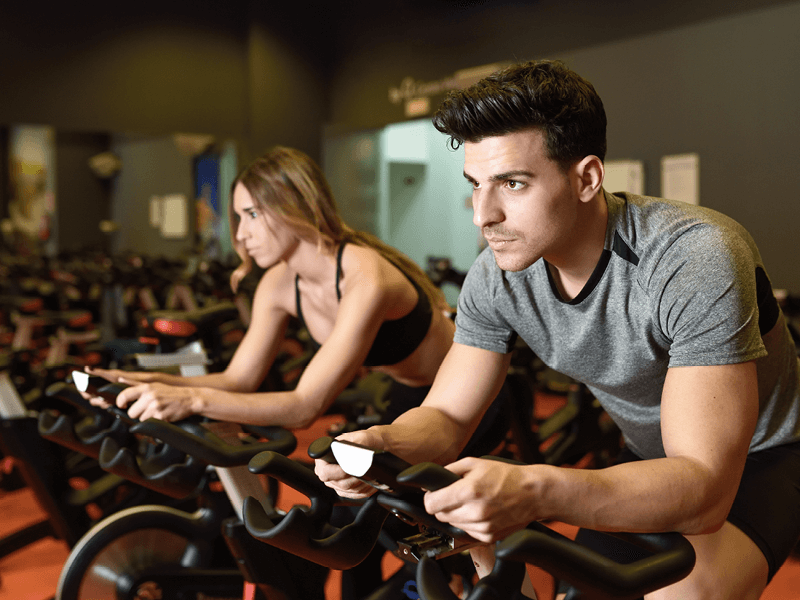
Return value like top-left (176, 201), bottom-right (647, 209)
top-left (2, 0), bottom-right (799, 286)
top-left (0, 3), bottom-right (248, 137)
top-left (108, 134), bottom-right (196, 258)
top-left (244, 2), bottom-right (332, 163)
top-left (325, 0), bottom-right (797, 130)
top-left (0, 128), bottom-right (8, 221)
top-left (55, 131), bottom-right (113, 254)
top-left (0, 1), bottom-right (331, 256)
top-left (0, 1), bottom-right (330, 161)
top-left (570, 8), bottom-right (800, 291)
top-left (325, 0), bottom-right (800, 291)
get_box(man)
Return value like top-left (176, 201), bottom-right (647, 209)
top-left (316, 60), bottom-right (800, 599)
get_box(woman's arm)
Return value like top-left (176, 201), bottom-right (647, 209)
top-left (114, 250), bottom-right (403, 427)
top-left (89, 266), bottom-right (292, 392)
top-left (92, 266), bottom-right (299, 420)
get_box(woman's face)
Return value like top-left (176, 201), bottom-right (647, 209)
top-left (232, 182), bottom-right (299, 269)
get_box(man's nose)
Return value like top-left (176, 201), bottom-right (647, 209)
top-left (472, 189), bottom-right (503, 229)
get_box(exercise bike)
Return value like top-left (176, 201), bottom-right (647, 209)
top-left (241, 437), bottom-right (696, 600)
top-left (50, 374), bottom-right (328, 600)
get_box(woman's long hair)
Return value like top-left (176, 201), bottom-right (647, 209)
top-left (229, 146), bottom-right (446, 310)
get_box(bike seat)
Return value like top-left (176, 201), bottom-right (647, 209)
top-left (142, 302), bottom-right (240, 340)
top-left (39, 309), bottom-right (94, 329)
top-left (0, 294), bottom-right (44, 315)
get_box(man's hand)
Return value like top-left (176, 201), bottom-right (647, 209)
top-left (313, 428), bottom-right (386, 499)
top-left (423, 457), bottom-right (539, 543)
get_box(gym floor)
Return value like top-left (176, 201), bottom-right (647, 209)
top-left (2, 411), bottom-right (799, 600)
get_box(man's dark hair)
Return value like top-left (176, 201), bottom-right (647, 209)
top-left (432, 60), bottom-right (607, 169)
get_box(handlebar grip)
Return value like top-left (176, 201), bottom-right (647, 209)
top-left (46, 381), bottom-right (96, 410)
top-left (395, 462), bottom-right (460, 491)
top-left (416, 523), bottom-right (696, 600)
top-left (496, 524), bottom-right (696, 600)
top-left (45, 381), bottom-right (137, 425)
top-left (99, 391), bottom-right (138, 426)
top-left (308, 435), bottom-right (335, 461)
top-left (98, 435), bottom-right (206, 499)
top-left (249, 450), bottom-right (333, 501)
top-left (241, 424), bottom-right (297, 454)
top-left (130, 420), bottom-right (298, 466)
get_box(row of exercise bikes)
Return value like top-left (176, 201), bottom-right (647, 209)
top-left (0, 250), bottom-right (699, 600)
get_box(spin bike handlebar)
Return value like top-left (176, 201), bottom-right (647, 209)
top-left (244, 437), bottom-right (695, 600)
top-left (41, 374), bottom-right (297, 499)
top-left (417, 522), bottom-right (695, 600)
top-left (40, 381), bottom-right (136, 458)
top-left (68, 372), bottom-right (297, 464)
top-left (129, 420), bottom-right (296, 467)
top-left (242, 436), bottom-right (480, 571)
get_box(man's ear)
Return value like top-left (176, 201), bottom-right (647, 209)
top-left (573, 155), bottom-right (604, 203)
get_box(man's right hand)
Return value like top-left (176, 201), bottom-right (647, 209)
top-left (313, 427), bottom-right (386, 498)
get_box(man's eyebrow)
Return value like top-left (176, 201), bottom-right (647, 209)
top-left (463, 170), bottom-right (534, 182)
top-left (490, 170), bottom-right (534, 182)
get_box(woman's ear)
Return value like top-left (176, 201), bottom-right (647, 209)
top-left (573, 155), bottom-right (604, 203)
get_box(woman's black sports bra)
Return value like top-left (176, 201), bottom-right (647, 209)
top-left (295, 243), bottom-right (433, 367)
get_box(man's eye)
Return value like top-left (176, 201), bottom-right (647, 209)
top-left (506, 180), bottom-right (523, 190)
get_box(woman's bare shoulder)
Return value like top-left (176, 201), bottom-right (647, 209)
top-left (253, 262), bottom-right (296, 312)
top-left (342, 243), bottom-right (404, 283)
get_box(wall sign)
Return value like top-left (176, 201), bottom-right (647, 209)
top-left (388, 62), bottom-right (509, 117)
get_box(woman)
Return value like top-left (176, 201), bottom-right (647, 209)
top-left (86, 146), bottom-right (510, 600)
top-left (86, 147), bottom-right (505, 450)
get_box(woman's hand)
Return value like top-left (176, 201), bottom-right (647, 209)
top-left (80, 366), bottom-right (161, 410)
top-left (313, 428), bottom-right (386, 499)
top-left (114, 379), bottom-right (202, 422)
top-left (84, 365), bottom-right (159, 385)
top-left (422, 457), bottom-right (540, 543)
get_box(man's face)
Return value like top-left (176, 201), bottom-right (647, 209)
top-left (464, 129), bottom-right (580, 272)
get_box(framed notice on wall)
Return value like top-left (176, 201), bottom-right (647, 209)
top-left (160, 194), bottom-right (189, 238)
top-left (661, 153), bottom-right (699, 205)
top-left (604, 160), bottom-right (644, 195)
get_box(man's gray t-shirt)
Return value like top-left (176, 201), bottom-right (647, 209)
top-left (454, 190), bottom-right (800, 459)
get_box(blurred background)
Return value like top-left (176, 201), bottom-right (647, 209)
top-left (2, 2), bottom-right (800, 598)
top-left (1, 0), bottom-right (798, 293)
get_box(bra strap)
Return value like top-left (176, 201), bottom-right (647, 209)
top-left (335, 243), bottom-right (346, 301)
